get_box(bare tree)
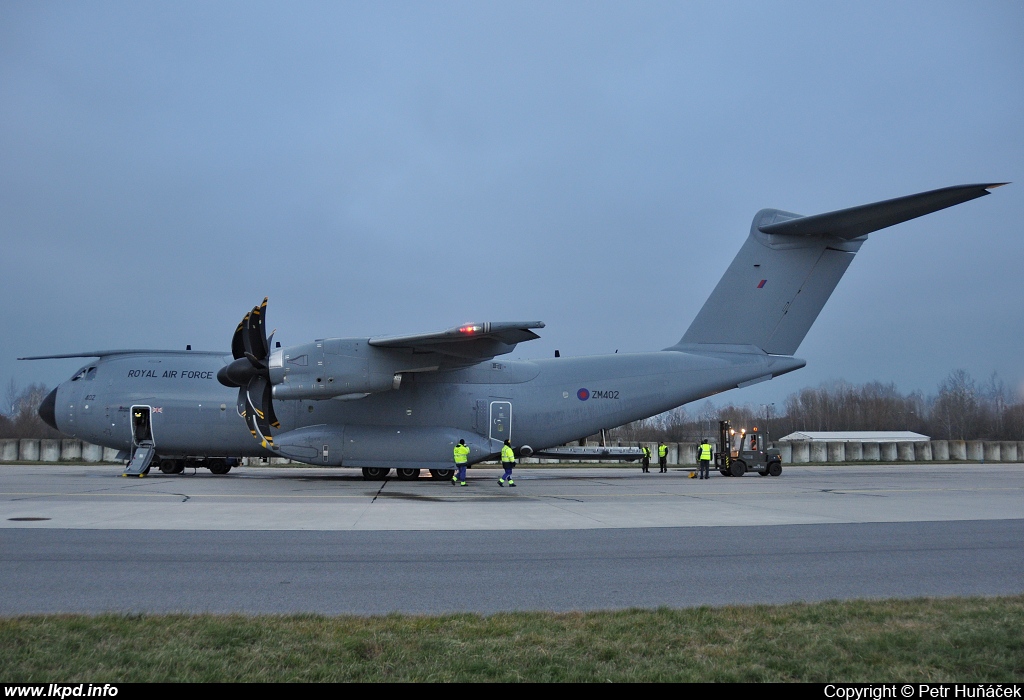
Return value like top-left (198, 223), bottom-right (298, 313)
top-left (0, 383), bottom-right (61, 439)
top-left (933, 369), bottom-right (979, 440)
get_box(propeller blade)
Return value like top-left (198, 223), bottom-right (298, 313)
top-left (245, 297), bottom-right (269, 362)
top-left (240, 310), bottom-right (254, 358)
top-left (237, 386), bottom-right (258, 440)
top-left (262, 379), bottom-right (280, 429)
top-left (244, 351), bottom-right (266, 370)
top-left (236, 387), bottom-right (248, 420)
top-left (231, 315), bottom-right (247, 360)
top-left (247, 375), bottom-right (274, 448)
top-left (228, 298), bottom-right (278, 446)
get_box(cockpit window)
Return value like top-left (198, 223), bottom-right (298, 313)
top-left (70, 366), bottom-right (97, 382)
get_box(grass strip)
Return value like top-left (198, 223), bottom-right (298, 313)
top-left (2, 597), bottom-right (1023, 682)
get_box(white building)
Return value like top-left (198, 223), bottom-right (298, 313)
top-left (777, 431), bottom-right (930, 443)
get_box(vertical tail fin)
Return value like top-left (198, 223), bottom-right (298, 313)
top-left (674, 184), bottom-right (1004, 356)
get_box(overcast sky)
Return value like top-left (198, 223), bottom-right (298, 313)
top-left (2, 1), bottom-right (1022, 410)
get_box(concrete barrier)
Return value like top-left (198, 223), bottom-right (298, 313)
top-left (1, 439), bottom-right (18, 461)
top-left (19, 439), bottom-right (40, 461)
top-left (949, 440), bottom-right (967, 460)
top-left (1, 434), bottom-right (1020, 467)
top-left (810, 442), bottom-right (827, 463)
top-left (60, 439), bottom-right (82, 461)
top-left (777, 442), bottom-right (792, 463)
top-left (914, 441), bottom-right (932, 461)
top-left (679, 442), bottom-right (696, 465)
top-left (966, 441), bottom-right (984, 461)
top-left (40, 440), bottom-right (60, 462)
top-left (983, 442), bottom-right (1001, 463)
top-left (826, 441), bottom-right (845, 463)
top-left (791, 441), bottom-right (809, 463)
top-left (1000, 442), bottom-right (1017, 462)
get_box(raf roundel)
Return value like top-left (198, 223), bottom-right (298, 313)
top-left (577, 388), bottom-right (590, 401)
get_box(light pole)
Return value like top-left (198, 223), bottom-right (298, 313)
top-left (763, 403), bottom-right (775, 445)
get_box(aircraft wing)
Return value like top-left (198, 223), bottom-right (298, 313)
top-left (18, 349), bottom-right (224, 360)
top-left (369, 321), bottom-right (545, 360)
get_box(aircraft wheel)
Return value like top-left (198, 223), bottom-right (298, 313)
top-left (208, 460), bottom-right (232, 475)
top-left (159, 459), bottom-right (178, 474)
top-left (430, 469), bottom-right (455, 480)
top-left (730, 460), bottom-right (746, 477)
top-left (396, 468), bottom-right (421, 480)
top-left (768, 461), bottom-right (783, 477)
top-left (362, 467), bottom-right (390, 480)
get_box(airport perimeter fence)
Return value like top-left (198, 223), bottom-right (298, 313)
top-left (0, 438), bottom-right (1022, 466)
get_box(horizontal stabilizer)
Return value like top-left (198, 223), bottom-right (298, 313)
top-left (759, 183), bottom-right (1005, 240)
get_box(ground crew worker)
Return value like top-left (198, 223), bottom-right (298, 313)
top-left (641, 444), bottom-right (651, 473)
top-left (453, 439), bottom-right (470, 486)
top-left (658, 442), bottom-right (668, 473)
top-left (499, 439), bottom-right (516, 487)
top-left (698, 439), bottom-right (713, 480)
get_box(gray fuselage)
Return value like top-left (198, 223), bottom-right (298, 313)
top-left (51, 347), bottom-right (803, 469)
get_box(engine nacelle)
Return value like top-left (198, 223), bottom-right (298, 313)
top-left (270, 338), bottom-right (402, 400)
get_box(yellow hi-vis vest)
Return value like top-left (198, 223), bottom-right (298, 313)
top-left (658, 444), bottom-right (668, 457)
top-left (698, 443), bottom-right (713, 461)
top-left (501, 444), bottom-right (515, 463)
top-left (453, 444), bottom-right (470, 463)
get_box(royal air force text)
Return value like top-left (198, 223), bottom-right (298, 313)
top-left (126, 369), bottom-right (214, 379)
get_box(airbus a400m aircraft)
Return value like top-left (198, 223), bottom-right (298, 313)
top-left (26, 183), bottom-right (1003, 479)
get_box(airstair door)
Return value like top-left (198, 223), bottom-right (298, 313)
top-left (123, 443), bottom-right (156, 476)
top-left (123, 406), bottom-right (156, 476)
top-left (489, 400), bottom-right (512, 447)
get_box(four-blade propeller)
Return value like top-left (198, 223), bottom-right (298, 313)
top-left (216, 297), bottom-right (279, 448)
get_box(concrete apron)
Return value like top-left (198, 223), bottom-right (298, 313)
top-left (1, 463), bottom-right (1022, 532)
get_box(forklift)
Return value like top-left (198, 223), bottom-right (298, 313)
top-left (714, 420), bottom-right (783, 477)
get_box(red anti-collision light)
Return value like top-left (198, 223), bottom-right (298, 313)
top-left (459, 325), bottom-right (482, 334)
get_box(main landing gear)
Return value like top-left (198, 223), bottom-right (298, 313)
top-left (361, 467), bottom-right (456, 481)
top-left (155, 457), bottom-right (237, 475)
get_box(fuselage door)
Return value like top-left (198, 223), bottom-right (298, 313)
top-left (124, 405), bottom-right (156, 476)
top-left (489, 400), bottom-right (512, 443)
top-left (131, 405), bottom-right (154, 446)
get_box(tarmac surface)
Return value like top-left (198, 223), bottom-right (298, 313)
top-left (1, 463), bottom-right (1022, 614)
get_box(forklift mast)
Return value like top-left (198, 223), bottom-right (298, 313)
top-left (717, 420), bottom-right (731, 471)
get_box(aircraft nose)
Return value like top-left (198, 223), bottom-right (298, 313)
top-left (38, 388), bottom-right (58, 431)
